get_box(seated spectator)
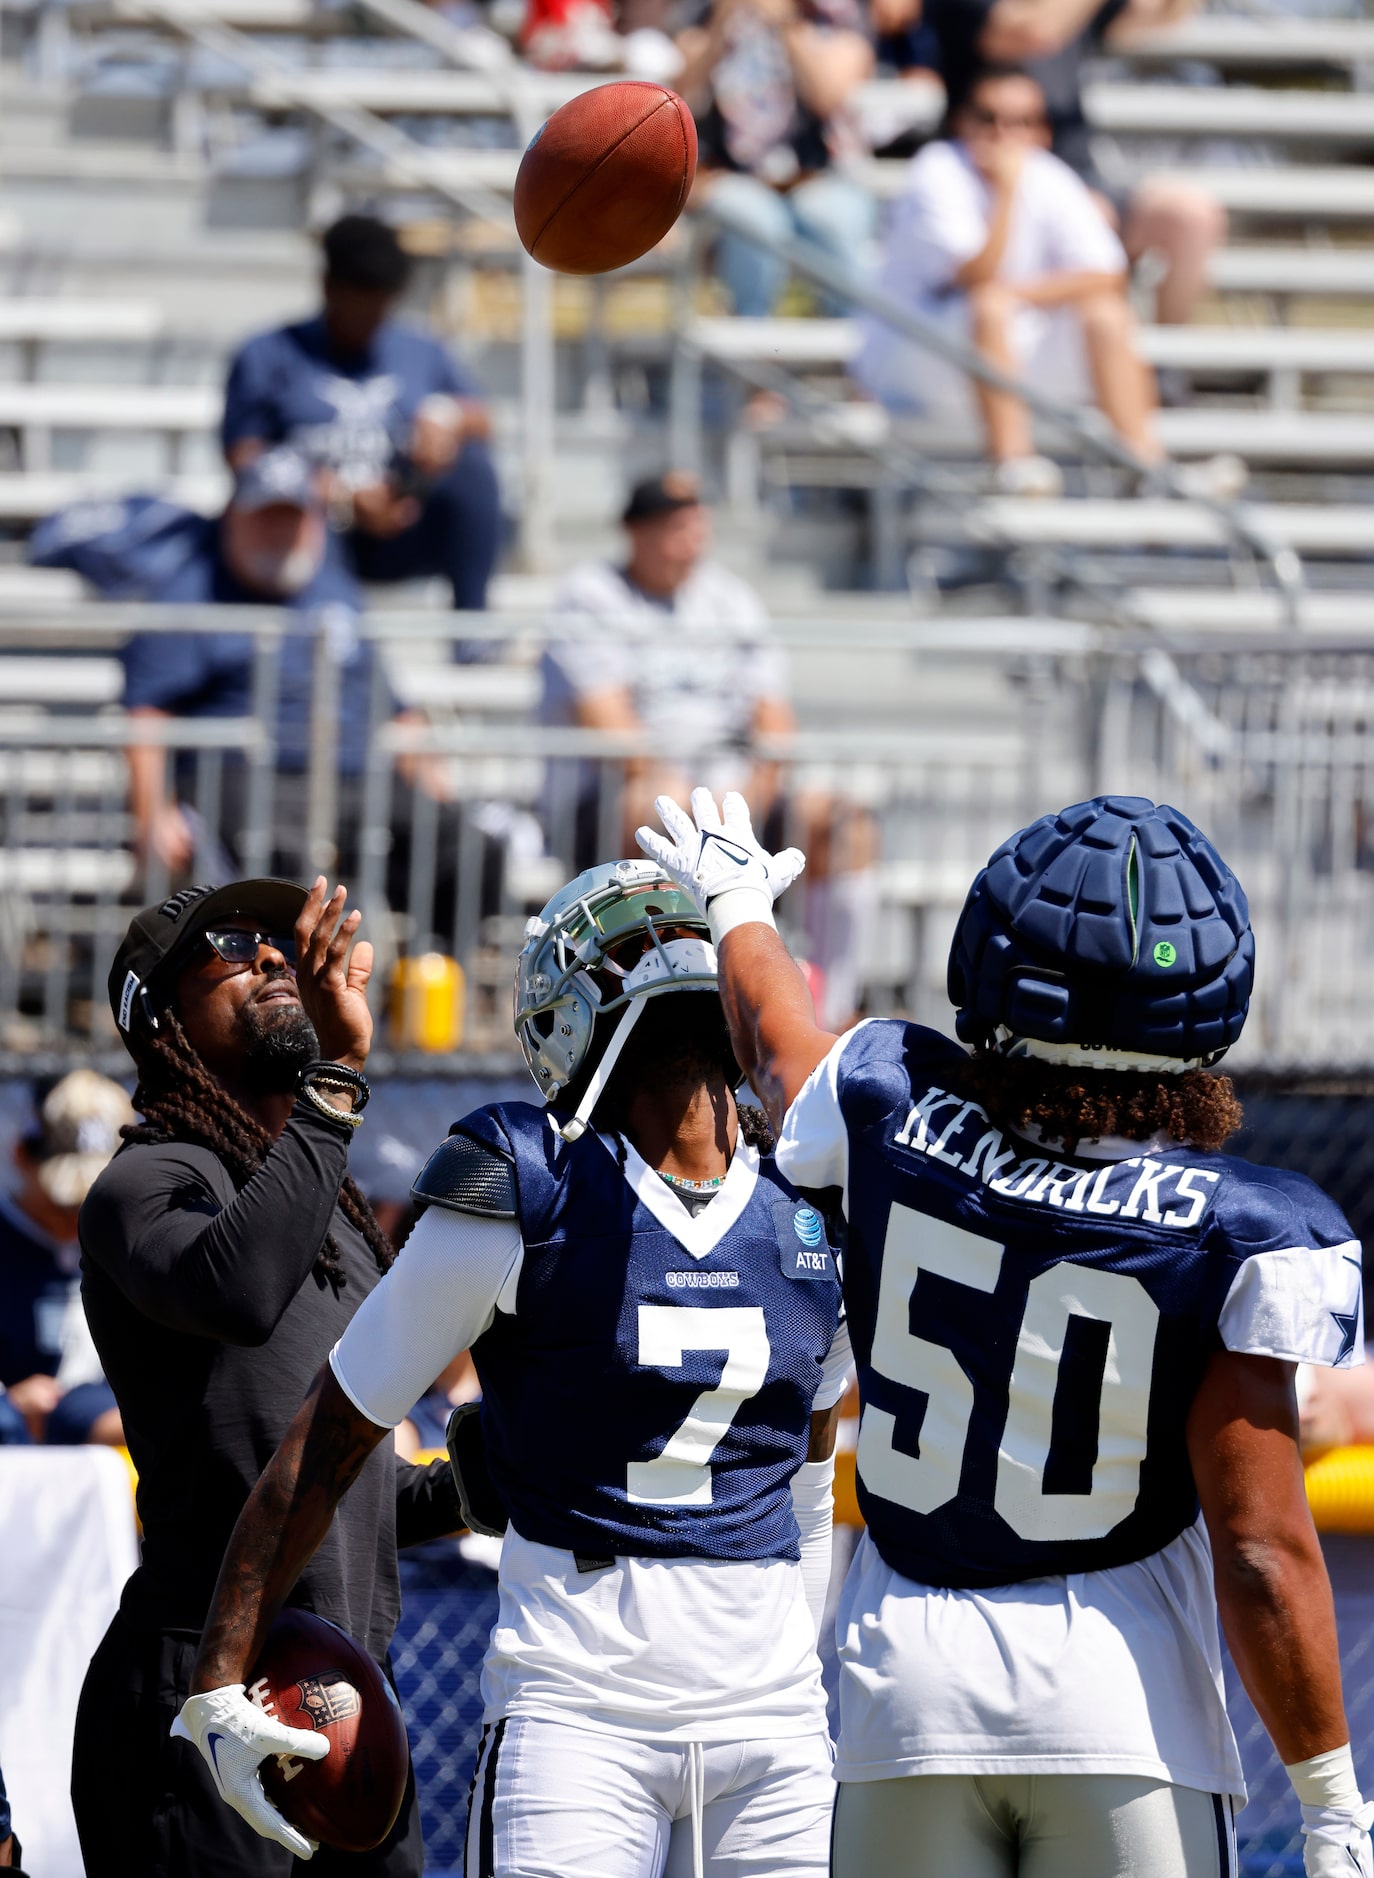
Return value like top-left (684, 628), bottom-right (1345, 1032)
top-left (223, 214), bottom-right (502, 614)
top-left (32, 456), bottom-right (510, 944)
top-left (522, 0), bottom-right (684, 74)
top-left (31, 452), bottom-right (377, 878)
top-left (677, 0), bottom-right (877, 317)
top-left (870, 0), bottom-right (940, 76)
top-left (856, 63), bottom-right (1167, 492)
top-left (0, 1072), bottom-right (132, 1447)
top-left (541, 470), bottom-right (876, 1024)
top-left (925, 0), bottom-right (1223, 326)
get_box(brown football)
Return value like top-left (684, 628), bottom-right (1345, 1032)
top-left (250, 1609), bottom-right (410, 1853)
top-left (513, 80), bottom-right (698, 275)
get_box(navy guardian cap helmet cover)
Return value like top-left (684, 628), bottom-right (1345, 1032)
top-left (947, 795), bottom-right (1254, 1065)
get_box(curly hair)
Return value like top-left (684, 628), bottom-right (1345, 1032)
top-left (736, 1100), bottom-right (776, 1156)
top-left (123, 1010), bottom-right (393, 1289)
top-left (954, 1051), bottom-right (1244, 1156)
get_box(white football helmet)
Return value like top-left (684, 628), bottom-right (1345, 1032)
top-left (514, 858), bottom-right (722, 1140)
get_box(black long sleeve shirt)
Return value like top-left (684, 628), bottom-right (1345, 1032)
top-left (79, 1101), bottom-right (460, 1660)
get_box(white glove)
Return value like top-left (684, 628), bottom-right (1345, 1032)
top-left (1302, 1801), bottom-right (1374, 1877)
top-left (172, 1684), bottom-right (330, 1858)
top-left (635, 789), bottom-right (805, 939)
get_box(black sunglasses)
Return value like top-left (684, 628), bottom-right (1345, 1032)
top-left (203, 929), bottom-right (298, 966)
top-left (968, 104), bottom-right (1046, 131)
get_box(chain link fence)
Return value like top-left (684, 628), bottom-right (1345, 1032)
top-left (389, 1531), bottom-right (1374, 1878)
top-left (392, 1543), bottom-right (500, 1877)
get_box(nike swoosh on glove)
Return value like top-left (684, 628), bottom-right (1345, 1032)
top-left (636, 788), bottom-right (805, 918)
top-left (1302, 1800), bottom-right (1374, 1877)
top-left (172, 1684), bottom-right (330, 1858)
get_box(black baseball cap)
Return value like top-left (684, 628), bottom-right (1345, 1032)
top-left (108, 878), bottom-right (309, 1041)
top-left (622, 470), bottom-right (702, 525)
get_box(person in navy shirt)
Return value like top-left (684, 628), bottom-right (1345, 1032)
top-left (222, 214), bottom-right (501, 613)
top-left (0, 1071), bottom-right (132, 1446)
top-left (32, 450), bottom-right (378, 879)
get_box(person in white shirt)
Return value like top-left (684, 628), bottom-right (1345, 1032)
top-left (856, 63), bottom-right (1164, 496)
top-left (541, 470), bottom-right (876, 1028)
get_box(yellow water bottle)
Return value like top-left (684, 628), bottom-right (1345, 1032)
top-left (389, 952), bottom-right (465, 1053)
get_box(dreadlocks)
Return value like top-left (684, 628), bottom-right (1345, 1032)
top-left (123, 1008), bottom-right (393, 1289)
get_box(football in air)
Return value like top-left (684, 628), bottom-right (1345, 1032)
top-left (514, 80), bottom-right (698, 274)
top-left (251, 1608), bottom-right (410, 1851)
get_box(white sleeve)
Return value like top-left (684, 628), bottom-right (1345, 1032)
top-left (1218, 1241), bottom-right (1365, 1369)
top-left (814, 1315), bottom-right (854, 1411)
top-left (790, 1454), bottom-right (835, 1642)
top-left (546, 567), bottom-right (634, 699)
top-left (774, 1022), bottom-right (876, 1202)
top-left (1039, 155), bottom-right (1128, 275)
top-left (887, 144), bottom-right (987, 295)
top-left (330, 1207), bottom-right (525, 1429)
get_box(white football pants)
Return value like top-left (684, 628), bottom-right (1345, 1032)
top-left (463, 1716), bottom-right (834, 1878)
top-left (830, 1773), bottom-right (1237, 1878)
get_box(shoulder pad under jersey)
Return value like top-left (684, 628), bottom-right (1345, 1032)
top-left (411, 1130), bottom-right (517, 1220)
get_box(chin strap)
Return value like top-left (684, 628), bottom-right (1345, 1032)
top-left (555, 997), bottom-right (648, 1143)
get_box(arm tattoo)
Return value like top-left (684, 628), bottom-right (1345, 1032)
top-left (192, 1366), bottom-right (387, 1692)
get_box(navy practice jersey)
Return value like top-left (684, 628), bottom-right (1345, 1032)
top-left (777, 1021), bottom-right (1363, 1591)
top-left (457, 1102), bottom-right (842, 1564)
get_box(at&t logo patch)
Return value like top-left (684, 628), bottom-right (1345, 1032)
top-left (793, 1206), bottom-right (824, 1248)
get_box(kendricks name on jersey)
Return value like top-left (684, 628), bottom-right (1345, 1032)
top-left (894, 1086), bottom-right (1219, 1231)
top-left (781, 1020), bottom-right (1363, 1595)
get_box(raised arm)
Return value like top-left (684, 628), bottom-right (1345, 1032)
top-left (1188, 1350), bottom-right (1374, 1873)
top-left (718, 925), bottom-right (837, 1131)
top-left (637, 789), bottom-right (837, 1132)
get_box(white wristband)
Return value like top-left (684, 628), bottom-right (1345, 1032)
top-left (708, 886), bottom-right (776, 945)
top-left (1287, 1744), bottom-right (1363, 1811)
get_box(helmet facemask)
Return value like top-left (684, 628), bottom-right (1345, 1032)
top-left (514, 859), bottom-right (730, 1141)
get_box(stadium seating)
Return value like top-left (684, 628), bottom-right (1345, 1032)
top-left (2, 0), bottom-right (1374, 1062)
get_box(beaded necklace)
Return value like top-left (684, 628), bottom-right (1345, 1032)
top-left (658, 1163), bottom-right (729, 1195)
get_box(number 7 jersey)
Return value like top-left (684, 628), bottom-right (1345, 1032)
top-left (456, 1102), bottom-right (843, 1564)
top-left (776, 1020), bottom-right (1364, 1591)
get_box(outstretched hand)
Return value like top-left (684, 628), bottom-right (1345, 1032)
top-left (635, 788), bottom-right (806, 916)
top-left (293, 878), bottom-right (373, 1071)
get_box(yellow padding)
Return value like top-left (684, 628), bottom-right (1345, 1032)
top-left (1305, 1444), bottom-right (1374, 1532)
top-left (828, 1445), bottom-right (1374, 1536)
top-left (118, 1442), bottom-right (1369, 1540)
top-left (116, 1444), bottom-right (141, 1533)
top-left (834, 1450), bottom-right (863, 1529)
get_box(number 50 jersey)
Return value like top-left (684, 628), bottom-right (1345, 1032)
top-left (776, 1020), bottom-right (1364, 1591)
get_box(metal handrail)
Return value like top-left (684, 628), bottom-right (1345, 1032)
top-left (7, 602), bottom-right (1374, 654)
top-left (691, 199), bottom-right (1307, 627)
